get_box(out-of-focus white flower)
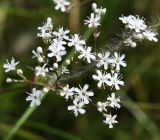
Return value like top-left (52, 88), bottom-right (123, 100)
top-left (119, 15), bottom-right (147, 32)
top-left (74, 84), bottom-right (94, 104)
top-left (78, 46), bottom-right (96, 63)
top-left (35, 64), bottom-right (49, 78)
top-left (53, 0), bottom-right (70, 12)
top-left (124, 38), bottom-right (137, 48)
top-left (103, 114), bottom-right (118, 128)
top-left (107, 93), bottom-right (121, 108)
top-left (68, 100), bottom-right (86, 116)
top-left (143, 30), bottom-right (158, 42)
top-left (84, 13), bottom-right (100, 28)
top-left (6, 78), bottom-right (12, 83)
top-left (68, 34), bottom-right (85, 51)
top-left (96, 52), bottom-right (111, 70)
top-left (60, 84), bottom-right (75, 100)
top-left (110, 73), bottom-right (124, 90)
top-left (53, 27), bottom-right (70, 40)
top-left (3, 57), bottom-right (19, 73)
top-left (92, 3), bottom-right (106, 16)
top-left (119, 15), bottom-right (134, 24)
top-left (37, 17), bottom-right (53, 40)
top-left (26, 88), bottom-right (42, 107)
top-left (92, 70), bottom-right (111, 88)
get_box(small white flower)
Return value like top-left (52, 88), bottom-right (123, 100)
top-left (68, 34), bottom-right (85, 51)
top-left (60, 85), bottom-right (75, 100)
top-left (143, 30), bottom-right (158, 42)
top-left (74, 84), bottom-right (94, 104)
top-left (68, 100), bottom-right (86, 116)
top-left (53, 27), bottom-right (70, 40)
top-left (124, 38), bottom-right (137, 48)
top-left (84, 13), bottom-right (100, 28)
top-left (78, 46), bottom-right (96, 63)
top-left (37, 17), bottom-right (53, 40)
top-left (48, 39), bottom-right (66, 62)
top-left (110, 73), bottom-right (124, 90)
top-left (119, 15), bottom-right (134, 24)
top-left (103, 114), bottom-right (118, 128)
top-left (3, 57), bottom-right (19, 72)
top-left (53, 0), bottom-right (70, 12)
top-left (35, 64), bottom-right (49, 78)
top-left (119, 15), bottom-right (147, 32)
top-left (111, 52), bottom-right (126, 71)
top-left (97, 101), bottom-right (108, 112)
top-left (92, 3), bottom-right (106, 16)
top-left (26, 88), bottom-right (42, 107)
top-left (92, 70), bottom-right (111, 88)
top-left (107, 93), bottom-right (121, 108)
top-left (96, 52), bottom-right (111, 70)
top-left (128, 16), bottom-right (147, 32)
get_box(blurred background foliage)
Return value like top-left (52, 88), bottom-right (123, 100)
top-left (0, 0), bottom-right (160, 140)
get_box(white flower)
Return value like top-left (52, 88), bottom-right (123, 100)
top-left (97, 101), bottom-right (108, 112)
top-left (3, 57), bottom-right (19, 72)
top-left (60, 85), bottom-right (75, 100)
top-left (128, 16), bottom-right (147, 32)
top-left (68, 100), bottom-right (86, 116)
top-left (53, 0), bottom-right (70, 12)
top-left (53, 27), bottom-right (70, 40)
top-left (119, 15), bottom-right (147, 32)
top-left (74, 84), bottom-right (94, 104)
top-left (107, 93), bottom-right (121, 108)
top-left (26, 88), bottom-right (42, 107)
top-left (143, 30), bottom-right (158, 42)
top-left (68, 34), bottom-right (86, 51)
top-left (48, 39), bottom-right (66, 62)
top-left (103, 114), bottom-right (118, 128)
top-left (35, 64), bottom-right (49, 78)
top-left (110, 73), bottom-right (124, 90)
top-left (78, 46), bottom-right (96, 63)
top-left (119, 15), bottom-right (134, 24)
top-left (37, 17), bottom-right (53, 40)
top-left (84, 13), bottom-right (100, 28)
top-left (96, 52), bottom-right (111, 70)
top-left (111, 52), bottom-right (126, 71)
top-left (92, 70), bottom-right (111, 88)
top-left (124, 38), bottom-right (137, 48)
top-left (92, 3), bottom-right (106, 16)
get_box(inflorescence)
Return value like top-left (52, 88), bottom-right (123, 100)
top-left (3, 1), bottom-right (159, 128)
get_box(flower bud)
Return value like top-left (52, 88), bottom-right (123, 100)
top-left (37, 47), bottom-right (43, 54)
top-left (6, 78), bottom-right (12, 83)
top-left (38, 57), bottom-right (44, 63)
top-left (53, 63), bottom-right (58, 69)
top-left (17, 69), bottom-right (23, 75)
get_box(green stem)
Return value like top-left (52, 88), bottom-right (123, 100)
top-left (4, 28), bottom-right (93, 140)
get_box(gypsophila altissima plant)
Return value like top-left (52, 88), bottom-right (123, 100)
top-left (3, 1), bottom-right (159, 129)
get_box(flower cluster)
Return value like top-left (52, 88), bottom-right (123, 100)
top-left (97, 93), bottom-right (120, 128)
top-left (60, 84), bottom-right (94, 116)
top-left (119, 15), bottom-right (158, 48)
top-left (84, 3), bottom-right (106, 28)
top-left (3, 1), bottom-right (159, 129)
